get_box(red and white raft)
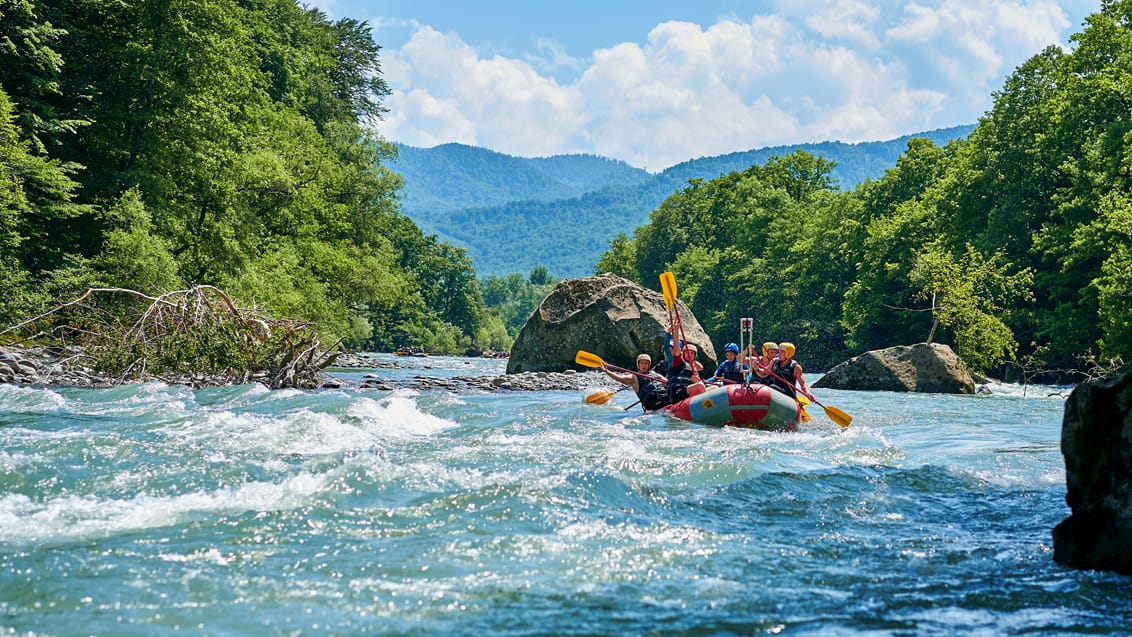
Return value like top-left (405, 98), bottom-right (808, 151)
top-left (665, 383), bottom-right (801, 432)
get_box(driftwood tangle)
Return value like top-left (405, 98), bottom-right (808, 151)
top-left (1, 286), bottom-right (338, 389)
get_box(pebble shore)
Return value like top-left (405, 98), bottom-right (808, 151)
top-left (325, 352), bottom-right (613, 392)
top-left (0, 346), bottom-right (617, 394)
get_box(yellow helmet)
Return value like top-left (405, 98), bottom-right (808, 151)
top-left (780, 342), bottom-right (796, 359)
top-left (762, 342), bottom-right (779, 357)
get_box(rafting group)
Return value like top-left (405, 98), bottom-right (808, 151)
top-left (576, 272), bottom-right (851, 431)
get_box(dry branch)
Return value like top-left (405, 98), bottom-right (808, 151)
top-left (4, 285), bottom-right (335, 389)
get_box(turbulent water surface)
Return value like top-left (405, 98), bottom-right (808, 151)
top-left (1, 354), bottom-right (1129, 636)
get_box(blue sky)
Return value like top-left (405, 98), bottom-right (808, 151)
top-left (311, 0), bottom-right (1100, 171)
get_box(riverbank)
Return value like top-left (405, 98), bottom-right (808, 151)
top-left (326, 352), bottom-right (603, 392)
top-left (0, 346), bottom-right (609, 393)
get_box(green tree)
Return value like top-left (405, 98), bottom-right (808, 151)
top-left (841, 140), bottom-right (954, 352)
top-left (0, 0), bottom-right (85, 152)
top-left (528, 265), bottom-right (550, 285)
top-left (593, 232), bottom-right (637, 280)
top-left (908, 242), bottom-right (1034, 371)
top-left (93, 188), bottom-right (181, 293)
top-left (0, 86), bottom-right (88, 319)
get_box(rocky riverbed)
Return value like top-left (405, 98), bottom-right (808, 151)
top-left (0, 346), bottom-right (612, 394)
top-left (325, 352), bottom-right (608, 392)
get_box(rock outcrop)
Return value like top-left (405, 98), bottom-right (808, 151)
top-left (1053, 373), bottom-right (1132, 574)
top-left (812, 342), bottom-right (975, 394)
top-left (506, 273), bottom-right (716, 374)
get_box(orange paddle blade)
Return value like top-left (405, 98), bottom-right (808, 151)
top-left (823, 404), bottom-right (852, 428)
top-left (659, 272), bottom-right (677, 310)
top-left (575, 350), bottom-right (605, 368)
top-left (585, 390), bottom-right (615, 405)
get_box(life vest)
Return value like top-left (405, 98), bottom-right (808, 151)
top-left (770, 359), bottom-right (799, 398)
top-left (666, 359), bottom-right (697, 405)
top-left (719, 359), bottom-right (745, 383)
top-left (636, 376), bottom-right (669, 411)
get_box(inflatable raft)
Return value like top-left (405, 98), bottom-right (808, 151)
top-left (665, 383), bottom-right (801, 431)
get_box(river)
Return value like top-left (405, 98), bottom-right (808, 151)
top-left (1, 354), bottom-right (1128, 635)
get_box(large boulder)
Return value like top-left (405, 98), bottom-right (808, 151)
top-left (812, 342), bottom-right (975, 394)
top-left (1053, 373), bottom-right (1132, 574)
top-left (506, 273), bottom-right (716, 374)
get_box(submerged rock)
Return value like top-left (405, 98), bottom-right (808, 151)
top-left (1053, 373), bottom-right (1132, 574)
top-left (506, 273), bottom-right (716, 374)
top-left (812, 342), bottom-right (975, 394)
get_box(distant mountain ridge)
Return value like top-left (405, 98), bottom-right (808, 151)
top-left (392, 144), bottom-right (650, 217)
top-left (390, 125), bottom-right (976, 278)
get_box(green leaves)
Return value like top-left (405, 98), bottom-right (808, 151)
top-left (909, 242), bottom-right (1034, 371)
top-left (0, 0), bottom-right (488, 353)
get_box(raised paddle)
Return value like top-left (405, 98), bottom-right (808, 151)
top-left (660, 271), bottom-right (677, 310)
top-left (659, 272), bottom-right (679, 369)
top-left (659, 272), bottom-right (691, 362)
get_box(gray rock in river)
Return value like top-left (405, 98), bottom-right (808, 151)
top-left (506, 273), bottom-right (716, 374)
top-left (1053, 372), bottom-right (1132, 574)
top-left (812, 342), bottom-right (975, 394)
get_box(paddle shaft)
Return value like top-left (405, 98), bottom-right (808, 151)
top-left (750, 358), bottom-right (850, 426)
top-left (605, 361), bottom-right (668, 385)
top-left (750, 357), bottom-right (810, 398)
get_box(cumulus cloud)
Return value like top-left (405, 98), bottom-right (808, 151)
top-left (374, 0), bottom-right (1083, 170)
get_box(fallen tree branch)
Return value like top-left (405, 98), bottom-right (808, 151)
top-left (3, 285), bottom-right (337, 389)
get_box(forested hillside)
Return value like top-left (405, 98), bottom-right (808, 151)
top-left (391, 143), bottom-right (650, 233)
top-left (396, 126), bottom-right (975, 277)
top-left (594, 2), bottom-right (1132, 379)
top-left (0, 0), bottom-right (501, 355)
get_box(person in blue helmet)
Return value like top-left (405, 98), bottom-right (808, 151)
top-left (703, 342), bottom-right (745, 385)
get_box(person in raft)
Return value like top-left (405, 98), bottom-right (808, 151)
top-left (774, 342), bottom-right (812, 399)
top-left (703, 342), bottom-right (745, 385)
top-left (745, 342), bottom-right (781, 388)
top-left (600, 353), bottom-right (670, 411)
top-left (666, 340), bottom-right (706, 404)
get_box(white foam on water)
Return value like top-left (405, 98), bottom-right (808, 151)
top-left (0, 471), bottom-right (328, 546)
top-left (148, 389), bottom-right (460, 459)
top-left (980, 381), bottom-right (1072, 400)
top-left (163, 407), bottom-right (372, 458)
top-left (345, 390), bottom-right (461, 438)
top-left (0, 383), bottom-right (68, 411)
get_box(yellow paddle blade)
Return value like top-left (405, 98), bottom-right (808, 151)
top-left (823, 404), bottom-right (852, 428)
top-left (575, 350), bottom-right (605, 368)
top-left (797, 394), bottom-right (811, 407)
top-left (659, 272), bottom-right (677, 310)
top-left (585, 390), bottom-right (615, 405)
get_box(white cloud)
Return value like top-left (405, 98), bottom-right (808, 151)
top-left (801, 0), bottom-right (884, 49)
top-left (375, 1), bottom-right (1085, 170)
top-left (524, 38), bottom-right (583, 75)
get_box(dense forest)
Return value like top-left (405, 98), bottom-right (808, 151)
top-left (0, 0), bottom-right (509, 355)
top-left (595, 0), bottom-right (1132, 379)
top-left (394, 127), bottom-right (974, 277)
top-left (5, 0), bottom-right (1130, 381)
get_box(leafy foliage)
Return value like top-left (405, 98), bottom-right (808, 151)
top-left (479, 270), bottom-right (557, 339)
top-left (596, 2), bottom-right (1132, 376)
top-left (0, 0), bottom-right (486, 356)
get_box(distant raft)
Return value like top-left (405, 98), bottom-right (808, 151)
top-left (665, 383), bottom-right (801, 432)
